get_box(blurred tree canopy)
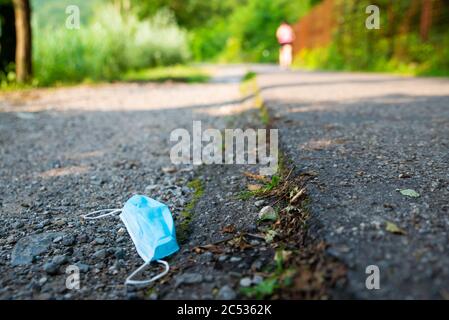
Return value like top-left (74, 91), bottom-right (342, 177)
top-left (32, 0), bottom-right (106, 27)
top-left (131, 0), bottom-right (320, 62)
top-left (5, 0), bottom-right (447, 85)
top-left (131, 0), bottom-right (243, 29)
top-left (132, 0), bottom-right (322, 28)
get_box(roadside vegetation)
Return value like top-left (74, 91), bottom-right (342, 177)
top-left (32, 6), bottom-right (189, 86)
top-left (239, 154), bottom-right (347, 299)
top-left (294, 0), bottom-right (449, 77)
top-left (1, 0), bottom-right (448, 89)
top-left (1, 1), bottom-right (191, 88)
top-left (188, 0), bottom-right (319, 63)
top-left (122, 65), bottom-right (209, 83)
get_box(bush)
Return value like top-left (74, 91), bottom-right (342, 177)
top-left (189, 20), bottom-right (230, 62)
top-left (293, 0), bottom-right (449, 77)
top-left (190, 0), bottom-right (317, 62)
top-left (33, 7), bottom-right (190, 86)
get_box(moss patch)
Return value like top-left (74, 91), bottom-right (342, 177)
top-left (242, 71), bottom-right (257, 82)
top-left (239, 72), bottom-right (271, 127)
top-left (176, 178), bottom-right (204, 243)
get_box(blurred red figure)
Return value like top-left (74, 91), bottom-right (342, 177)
top-left (276, 22), bottom-right (295, 69)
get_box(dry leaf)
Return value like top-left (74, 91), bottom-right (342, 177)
top-left (385, 221), bottom-right (406, 235)
top-left (290, 188), bottom-right (306, 204)
top-left (228, 235), bottom-right (252, 251)
top-left (243, 171), bottom-right (270, 183)
top-left (192, 244), bottom-right (223, 254)
top-left (222, 224), bottom-right (236, 234)
top-left (398, 189), bottom-right (420, 198)
top-left (247, 184), bottom-right (262, 191)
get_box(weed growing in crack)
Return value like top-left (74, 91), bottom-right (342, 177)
top-left (241, 155), bottom-right (346, 298)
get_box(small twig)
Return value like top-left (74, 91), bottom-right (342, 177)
top-left (270, 196), bottom-right (284, 207)
top-left (276, 167), bottom-right (294, 194)
top-left (283, 167), bottom-right (294, 182)
top-left (243, 171), bottom-right (270, 183)
top-left (243, 233), bottom-right (266, 240)
top-left (290, 188), bottom-right (306, 204)
top-left (191, 235), bottom-right (236, 252)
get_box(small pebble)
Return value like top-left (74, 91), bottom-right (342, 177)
top-left (93, 249), bottom-right (108, 259)
top-left (239, 277), bottom-right (252, 287)
top-left (217, 285), bottom-right (236, 300)
top-left (94, 237), bottom-right (106, 245)
top-left (230, 256), bottom-right (242, 263)
top-left (43, 262), bottom-right (59, 275)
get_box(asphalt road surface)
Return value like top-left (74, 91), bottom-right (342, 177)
top-left (1, 65), bottom-right (448, 299)
top-left (255, 67), bottom-right (449, 299)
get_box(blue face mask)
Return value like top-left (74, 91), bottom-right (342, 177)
top-left (82, 195), bottom-right (179, 286)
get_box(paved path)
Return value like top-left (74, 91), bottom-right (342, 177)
top-left (0, 66), bottom-right (253, 299)
top-left (1, 65), bottom-right (448, 300)
top-left (255, 67), bottom-right (449, 299)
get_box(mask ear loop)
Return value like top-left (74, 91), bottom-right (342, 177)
top-left (82, 208), bottom-right (170, 286)
top-left (125, 260), bottom-right (169, 286)
top-left (81, 208), bottom-right (122, 220)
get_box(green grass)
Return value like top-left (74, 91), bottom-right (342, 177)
top-left (0, 80), bottom-right (35, 92)
top-left (239, 73), bottom-right (271, 126)
top-left (1, 65), bottom-right (207, 91)
top-left (122, 65), bottom-right (210, 83)
top-left (259, 104), bottom-right (270, 126)
top-left (293, 33), bottom-right (449, 78)
top-left (242, 71), bottom-right (257, 81)
top-left (240, 248), bottom-right (297, 299)
top-left (241, 278), bottom-right (278, 299)
top-left (238, 175), bottom-right (281, 200)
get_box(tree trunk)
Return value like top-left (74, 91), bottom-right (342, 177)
top-left (395, 0), bottom-right (420, 59)
top-left (400, 0), bottom-right (421, 35)
top-left (0, 2), bottom-right (17, 74)
top-left (13, 0), bottom-right (32, 83)
top-left (386, 4), bottom-right (396, 60)
top-left (420, 0), bottom-right (433, 42)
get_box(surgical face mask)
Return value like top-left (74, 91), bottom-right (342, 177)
top-left (82, 195), bottom-right (179, 286)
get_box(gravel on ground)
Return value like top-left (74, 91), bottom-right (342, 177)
top-left (0, 66), bottom-right (267, 299)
